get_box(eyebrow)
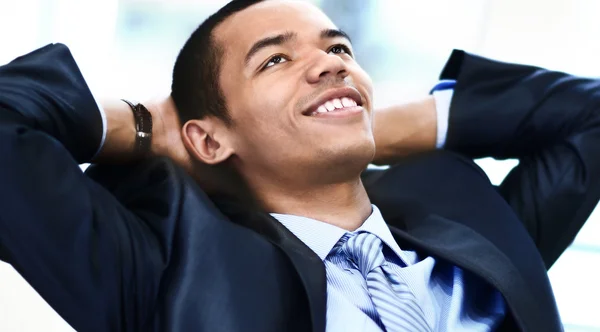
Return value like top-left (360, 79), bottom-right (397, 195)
top-left (245, 31), bottom-right (297, 66)
top-left (244, 28), bottom-right (353, 67)
top-left (320, 28), bottom-right (352, 44)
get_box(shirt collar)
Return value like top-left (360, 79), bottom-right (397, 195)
top-left (271, 205), bottom-right (410, 264)
top-left (270, 211), bottom-right (347, 260)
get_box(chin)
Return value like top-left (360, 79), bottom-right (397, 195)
top-left (318, 136), bottom-right (376, 178)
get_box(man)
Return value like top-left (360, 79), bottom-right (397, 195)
top-left (0, 0), bottom-right (598, 331)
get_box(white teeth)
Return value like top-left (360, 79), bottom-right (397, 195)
top-left (311, 96), bottom-right (359, 115)
top-left (341, 97), bottom-right (353, 108)
top-left (324, 101), bottom-right (335, 112)
top-left (332, 98), bottom-right (343, 109)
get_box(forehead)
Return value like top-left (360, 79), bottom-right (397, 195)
top-left (214, 1), bottom-right (338, 53)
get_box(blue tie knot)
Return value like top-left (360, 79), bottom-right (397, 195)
top-left (338, 231), bottom-right (386, 277)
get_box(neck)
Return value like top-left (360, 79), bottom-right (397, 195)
top-left (254, 177), bottom-right (372, 231)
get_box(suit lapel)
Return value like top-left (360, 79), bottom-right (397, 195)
top-left (380, 200), bottom-right (550, 332)
top-left (212, 198), bottom-right (327, 332)
top-left (211, 195), bottom-right (556, 332)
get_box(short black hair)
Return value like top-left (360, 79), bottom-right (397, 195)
top-left (171, 0), bottom-right (264, 126)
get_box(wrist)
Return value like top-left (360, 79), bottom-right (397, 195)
top-left (122, 99), bottom-right (153, 158)
top-left (372, 97), bottom-right (437, 165)
top-left (92, 99), bottom-right (137, 163)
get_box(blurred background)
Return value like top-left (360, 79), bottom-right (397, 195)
top-left (0, 0), bottom-right (599, 331)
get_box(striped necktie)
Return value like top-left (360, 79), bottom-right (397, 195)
top-left (337, 231), bottom-right (431, 332)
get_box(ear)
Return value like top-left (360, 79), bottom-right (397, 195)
top-left (182, 119), bottom-right (235, 165)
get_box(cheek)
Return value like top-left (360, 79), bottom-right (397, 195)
top-left (233, 89), bottom-right (298, 150)
top-left (356, 68), bottom-right (374, 102)
top-left (247, 79), bottom-right (297, 127)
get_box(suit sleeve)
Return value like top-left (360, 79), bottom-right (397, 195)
top-left (0, 44), bottom-right (167, 331)
top-left (440, 50), bottom-right (600, 268)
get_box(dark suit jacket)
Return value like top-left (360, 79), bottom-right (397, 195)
top-left (0, 44), bottom-right (599, 332)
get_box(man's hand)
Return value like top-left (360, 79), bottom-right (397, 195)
top-left (372, 96), bottom-right (438, 165)
top-left (146, 97), bottom-right (194, 173)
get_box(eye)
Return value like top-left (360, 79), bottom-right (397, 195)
top-left (328, 44), bottom-right (353, 57)
top-left (262, 55), bottom-right (288, 70)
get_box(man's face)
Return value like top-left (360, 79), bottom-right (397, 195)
top-left (215, 0), bottom-right (375, 186)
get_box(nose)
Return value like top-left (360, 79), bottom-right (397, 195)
top-left (305, 51), bottom-right (350, 84)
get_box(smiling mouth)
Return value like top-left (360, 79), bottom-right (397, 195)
top-left (307, 97), bottom-right (359, 116)
top-left (302, 87), bottom-right (365, 117)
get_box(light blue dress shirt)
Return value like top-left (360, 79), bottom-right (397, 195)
top-left (272, 206), bottom-right (506, 331)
